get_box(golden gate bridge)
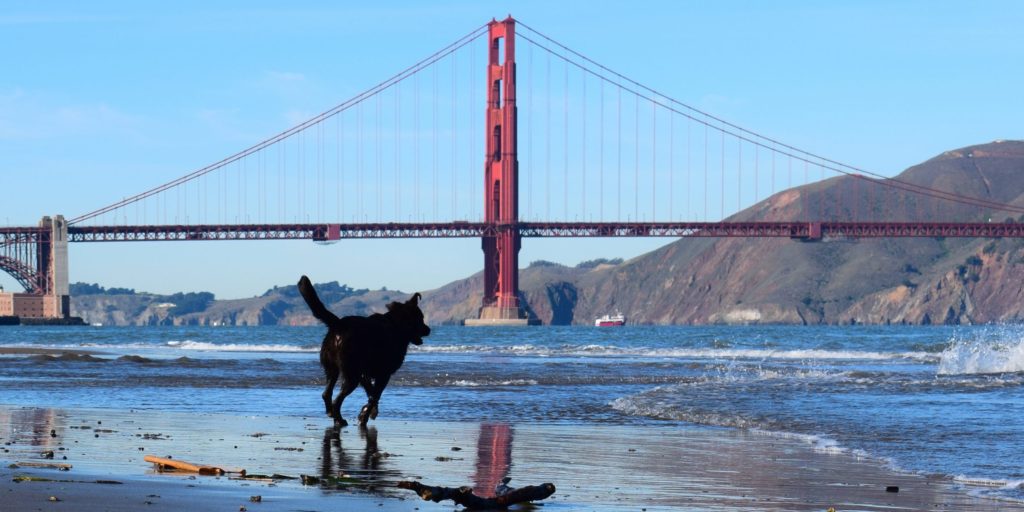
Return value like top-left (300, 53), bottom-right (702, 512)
top-left (3, 17), bottom-right (1024, 322)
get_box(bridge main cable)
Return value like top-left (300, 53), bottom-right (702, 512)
top-left (516, 21), bottom-right (1024, 215)
top-left (68, 23), bottom-right (489, 226)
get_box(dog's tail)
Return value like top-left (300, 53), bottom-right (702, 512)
top-left (298, 275), bottom-right (339, 326)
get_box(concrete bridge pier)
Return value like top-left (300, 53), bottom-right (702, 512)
top-left (0, 215), bottom-right (69, 319)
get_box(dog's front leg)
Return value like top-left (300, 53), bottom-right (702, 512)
top-left (358, 375), bottom-right (391, 425)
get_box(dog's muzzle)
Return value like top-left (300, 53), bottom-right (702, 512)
top-left (411, 326), bottom-right (430, 345)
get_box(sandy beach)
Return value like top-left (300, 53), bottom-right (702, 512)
top-left (1, 405), bottom-right (1020, 511)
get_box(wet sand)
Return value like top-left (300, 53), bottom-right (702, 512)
top-left (2, 405), bottom-right (1021, 511)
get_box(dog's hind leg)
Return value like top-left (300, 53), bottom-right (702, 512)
top-left (358, 374), bottom-right (391, 425)
top-left (322, 365), bottom-right (339, 417)
top-left (332, 377), bottom-right (360, 427)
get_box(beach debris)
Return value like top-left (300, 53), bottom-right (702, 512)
top-left (494, 476), bottom-right (512, 496)
top-left (233, 473), bottom-right (298, 484)
top-left (13, 475), bottom-right (54, 483)
top-left (298, 473), bottom-right (361, 488)
top-left (48, 496), bottom-right (61, 502)
top-left (144, 455), bottom-right (246, 476)
top-left (11, 461), bottom-right (72, 471)
top-left (13, 475), bottom-right (121, 485)
top-left (41, 450), bottom-right (55, 459)
top-left (50, 429), bottom-right (57, 438)
top-left (886, 485), bottom-right (899, 493)
top-left (398, 478), bottom-right (556, 509)
top-left (249, 495), bottom-right (262, 502)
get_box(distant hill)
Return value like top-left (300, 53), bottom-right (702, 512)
top-left (421, 140), bottom-right (1024, 325)
top-left (70, 281), bottom-right (402, 326)
top-left (73, 141), bottom-right (1024, 326)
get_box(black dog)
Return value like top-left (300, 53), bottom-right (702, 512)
top-left (298, 275), bottom-right (430, 427)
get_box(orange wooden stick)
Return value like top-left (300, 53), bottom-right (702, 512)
top-left (144, 455), bottom-right (244, 476)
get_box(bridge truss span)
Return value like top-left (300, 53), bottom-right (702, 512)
top-left (63, 221), bottom-right (1024, 244)
top-left (0, 227), bottom-right (50, 294)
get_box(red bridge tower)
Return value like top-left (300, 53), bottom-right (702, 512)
top-left (466, 17), bottom-right (535, 325)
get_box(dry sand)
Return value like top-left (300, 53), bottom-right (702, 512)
top-left (1, 405), bottom-right (1021, 511)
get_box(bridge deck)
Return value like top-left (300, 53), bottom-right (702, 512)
top-left (3, 221), bottom-right (1015, 242)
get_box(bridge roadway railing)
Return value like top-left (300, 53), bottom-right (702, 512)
top-left (54, 221), bottom-right (1024, 243)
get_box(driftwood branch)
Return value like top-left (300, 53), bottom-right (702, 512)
top-left (397, 479), bottom-right (555, 509)
top-left (143, 455), bottom-right (245, 476)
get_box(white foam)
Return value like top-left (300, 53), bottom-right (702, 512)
top-left (938, 334), bottom-right (1024, 375)
top-left (954, 475), bottom-right (1024, 488)
top-left (165, 340), bottom-right (316, 353)
top-left (450, 379), bottom-right (538, 387)
top-left (419, 344), bottom-right (934, 362)
top-left (956, 478), bottom-right (1024, 504)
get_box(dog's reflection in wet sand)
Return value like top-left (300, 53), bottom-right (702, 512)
top-left (319, 426), bottom-right (399, 490)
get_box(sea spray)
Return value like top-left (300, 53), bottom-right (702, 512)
top-left (938, 327), bottom-right (1024, 375)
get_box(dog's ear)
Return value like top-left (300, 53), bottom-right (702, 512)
top-left (407, 292), bottom-right (422, 306)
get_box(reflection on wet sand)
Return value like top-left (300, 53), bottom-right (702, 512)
top-left (473, 423), bottom-right (512, 497)
top-left (318, 425), bottom-right (400, 491)
top-left (0, 407), bottom-right (61, 451)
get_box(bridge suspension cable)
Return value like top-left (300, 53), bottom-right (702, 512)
top-left (516, 21), bottom-right (1024, 217)
top-left (69, 23), bottom-right (490, 226)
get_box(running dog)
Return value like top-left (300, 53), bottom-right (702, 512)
top-left (298, 275), bottom-right (430, 427)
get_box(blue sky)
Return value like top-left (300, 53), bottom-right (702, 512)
top-left (2, 1), bottom-right (1022, 298)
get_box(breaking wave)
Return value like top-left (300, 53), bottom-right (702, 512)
top-left (418, 343), bottom-right (936, 361)
top-left (938, 332), bottom-right (1024, 375)
top-left (165, 340), bottom-right (317, 353)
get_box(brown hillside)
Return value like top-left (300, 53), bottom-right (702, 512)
top-left (426, 140), bottom-right (1024, 325)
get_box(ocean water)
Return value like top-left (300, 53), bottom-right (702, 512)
top-left (2, 324), bottom-right (1023, 501)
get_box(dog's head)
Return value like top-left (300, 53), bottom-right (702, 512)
top-left (386, 292), bottom-right (430, 345)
